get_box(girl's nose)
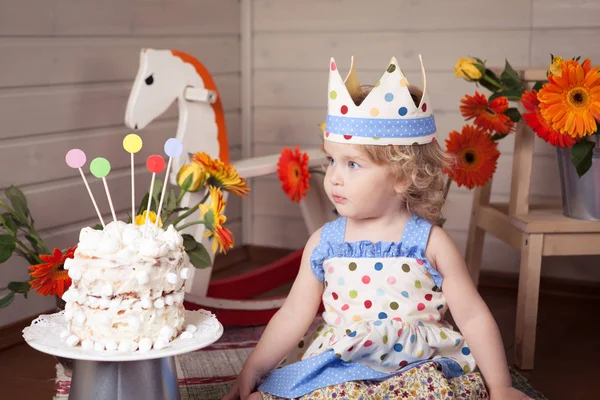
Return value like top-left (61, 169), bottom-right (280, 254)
top-left (328, 167), bottom-right (342, 186)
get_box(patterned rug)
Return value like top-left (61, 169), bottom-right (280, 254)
top-left (54, 324), bottom-right (547, 399)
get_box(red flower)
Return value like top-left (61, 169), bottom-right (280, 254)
top-left (445, 125), bottom-right (500, 189)
top-left (521, 90), bottom-right (576, 148)
top-left (29, 246), bottom-right (76, 297)
top-left (277, 146), bottom-right (311, 203)
top-left (460, 91), bottom-right (514, 135)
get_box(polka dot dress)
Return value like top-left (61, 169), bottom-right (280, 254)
top-left (258, 215), bottom-right (477, 398)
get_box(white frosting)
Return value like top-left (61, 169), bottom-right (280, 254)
top-left (180, 331), bottom-right (193, 340)
top-left (64, 221), bottom-right (189, 351)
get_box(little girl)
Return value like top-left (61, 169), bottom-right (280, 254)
top-left (224, 56), bottom-right (531, 400)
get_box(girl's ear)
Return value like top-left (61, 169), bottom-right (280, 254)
top-left (393, 176), bottom-right (410, 196)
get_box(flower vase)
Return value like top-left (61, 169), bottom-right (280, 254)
top-left (556, 135), bottom-right (600, 220)
top-left (55, 296), bottom-right (74, 376)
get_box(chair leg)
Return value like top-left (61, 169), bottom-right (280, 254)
top-left (465, 184), bottom-right (492, 286)
top-left (465, 221), bottom-right (485, 286)
top-left (514, 233), bottom-right (543, 370)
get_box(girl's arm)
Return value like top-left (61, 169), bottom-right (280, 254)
top-left (241, 228), bottom-right (325, 380)
top-left (427, 226), bottom-right (514, 395)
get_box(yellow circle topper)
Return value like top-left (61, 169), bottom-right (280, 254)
top-left (123, 133), bottom-right (143, 154)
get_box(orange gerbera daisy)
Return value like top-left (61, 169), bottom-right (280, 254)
top-left (445, 125), bottom-right (500, 189)
top-left (199, 186), bottom-right (234, 253)
top-left (277, 146), bottom-right (311, 203)
top-left (538, 58), bottom-right (600, 138)
top-left (521, 90), bottom-right (576, 148)
top-left (460, 92), bottom-right (515, 135)
top-left (191, 152), bottom-right (250, 197)
top-left (29, 246), bottom-right (76, 298)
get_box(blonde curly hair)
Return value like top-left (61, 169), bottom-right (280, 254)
top-left (353, 86), bottom-right (450, 224)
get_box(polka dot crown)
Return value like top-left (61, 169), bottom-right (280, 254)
top-left (325, 55), bottom-right (437, 146)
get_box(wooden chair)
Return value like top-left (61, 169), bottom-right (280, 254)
top-left (465, 68), bottom-right (600, 370)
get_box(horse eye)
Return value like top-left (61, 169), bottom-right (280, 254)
top-left (145, 74), bottom-right (154, 85)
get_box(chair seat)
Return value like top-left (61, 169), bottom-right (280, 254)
top-left (474, 202), bottom-right (600, 256)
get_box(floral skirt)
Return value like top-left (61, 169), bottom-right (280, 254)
top-left (259, 361), bottom-right (489, 399)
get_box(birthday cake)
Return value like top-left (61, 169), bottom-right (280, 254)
top-left (60, 221), bottom-right (193, 352)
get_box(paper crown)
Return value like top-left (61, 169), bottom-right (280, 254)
top-left (324, 55), bottom-right (436, 145)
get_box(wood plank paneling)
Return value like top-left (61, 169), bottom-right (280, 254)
top-left (254, 31), bottom-right (530, 72)
top-left (0, 74), bottom-right (240, 140)
top-left (531, 29), bottom-right (600, 66)
top-left (0, 37), bottom-right (239, 88)
top-left (133, 0), bottom-right (240, 36)
top-left (0, 113), bottom-right (243, 189)
top-left (0, 0), bottom-right (54, 36)
top-left (253, 0), bottom-right (531, 32)
top-left (54, 1), bottom-right (134, 36)
top-left (532, 0), bottom-right (600, 28)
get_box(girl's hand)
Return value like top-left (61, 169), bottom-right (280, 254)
top-left (490, 386), bottom-right (533, 400)
top-left (222, 368), bottom-right (263, 400)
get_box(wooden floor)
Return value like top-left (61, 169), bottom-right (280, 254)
top-left (1, 246), bottom-right (599, 399)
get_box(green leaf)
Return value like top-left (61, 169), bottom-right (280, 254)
top-left (181, 234), bottom-right (198, 251)
top-left (500, 60), bottom-right (522, 89)
top-left (25, 235), bottom-right (44, 255)
top-left (1, 212), bottom-right (18, 233)
top-left (532, 81), bottom-right (546, 92)
top-left (504, 108), bottom-right (522, 123)
top-left (0, 291), bottom-right (15, 308)
top-left (186, 242), bottom-right (212, 269)
top-left (490, 133), bottom-right (509, 141)
top-left (571, 140), bottom-right (595, 177)
top-left (5, 186), bottom-right (29, 224)
top-left (93, 224), bottom-right (104, 230)
top-left (488, 88), bottom-right (524, 102)
top-left (571, 139), bottom-right (596, 177)
top-left (153, 179), bottom-right (163, 198)
top-left (0, 234), bottom-right (16, 263)
top-left (8, 281), bottom-right (29, 299)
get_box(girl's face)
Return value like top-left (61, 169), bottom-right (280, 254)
top-left (323, 141), bottom-right (404, 220)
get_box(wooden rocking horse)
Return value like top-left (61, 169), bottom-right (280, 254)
top-left (124, 49), bottom-right (328, 326)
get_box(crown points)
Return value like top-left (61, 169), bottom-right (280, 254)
top-left (325, 56), bottom-right (436, 146)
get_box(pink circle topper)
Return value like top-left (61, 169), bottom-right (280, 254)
top-left (146, 155), bottom-right (166, 174)
top-left (66, 149), bottom-right (86, 169)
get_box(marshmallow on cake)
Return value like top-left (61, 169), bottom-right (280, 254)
top-left (61, 221), bottom-right (191, 352)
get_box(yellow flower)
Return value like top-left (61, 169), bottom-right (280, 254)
top-left (135, 210), bottom-right (162, 227)
top-left (176, 162), bottom-right (207, 192)
top-left (549, 55), bottom-right (564, 77)
top-left (198, 186), bottom-right (234, 253)
top-left (454, 57), bottom-right (484, 81)
top-left (191, 152), bottom-right (250, 198)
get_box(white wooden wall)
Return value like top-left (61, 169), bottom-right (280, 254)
top-left (0, 0), bottom-right (242, 327)
top-left (247, 0), bottom-right (600, 282)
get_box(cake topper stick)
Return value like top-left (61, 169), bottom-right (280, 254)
top-left (154, 138), bottom-right (183, 230)
top-left (145, 155), bottom-right (166, 236)
top-left (66, 149), bottom-right (106, 228)
top-left (90, 158), bottom-right (119, 231)
top-left (123, 134), bottom-right (143, 222)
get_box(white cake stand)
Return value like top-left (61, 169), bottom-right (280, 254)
top-left (23, 309), bottom-right (224, 400)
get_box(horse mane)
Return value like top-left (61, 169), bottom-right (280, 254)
top-left (170, 49), bottom-right (229, 163)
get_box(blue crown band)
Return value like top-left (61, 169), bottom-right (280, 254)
top-left (325, 115), bottom-right (436, 138)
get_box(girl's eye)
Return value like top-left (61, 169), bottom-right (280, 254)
top-left (327, 156), bottom-right (335, 165)
top-left (349, 161), bottom-right (360, 169)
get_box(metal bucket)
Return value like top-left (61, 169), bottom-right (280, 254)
top-left (556, 138), bottom-right (600, 220)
